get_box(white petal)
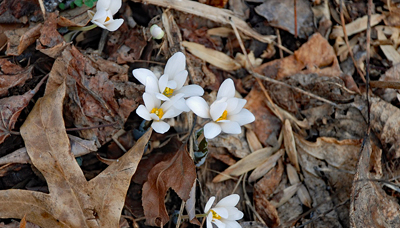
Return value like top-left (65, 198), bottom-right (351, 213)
top-left (164, 52), bottom-right (186, 78)
top-left (143, 93), bottom-right (156, 112)
top-left (186, 97), bottom-right (210, 118)
top-left (151, 121), bottom-right (170, 134)
top-left (211, 207), bottom-right (229, 219)
top-left (156, 93), bottom-right (169, 101)
top-left (108, 0), bottom-right (121, 15)
top-left (220, 122), bottom-right (241, 134)
top-left (177, 85), bottom-right (204, 98)
top-left (161, 93), bottom-right (184, 111)
top-left (217, 78), bottom-right (235, 100)
top-left (229, 109), bottom-right (255, 126)
top-left (92, 8), bottom-right (108, 22)
top-left (162, 107), bottom-right (182, 119)
top-left (206, 213), bottom-right (213, 228)
top-left (204, 196), bottom-right (216, 213)
top-left (173, 70), bottom-right (188, 90)
top-left (224, 207), bottom-right (244, 220)
top-left (173, 98), bottom-right (191, 112)
top-left (132, 68), bottom-right (157, 85)
top-left (210, 101), bottom-right (227, 121)
top-left (204, 122), bottom-right (222, 139)
top-left (136, 105), bottom-right (151, 120)
top-left (225, 98), bottom-right (239, 114)
top-left (212, 219), bottom-right (226, 228)
top-left (145, 76), bottom-right (159, 94)
top-left (96, 0), bottom-right (110, 11)
top-left (167, 80), bottom-right (177, 89)
top-left (220, 220), bottom-right (241, 228)
top-left (91, 20), bottom-right (107, 29)
top-left (215, 194), bottom-right (240, 207)
top-left (150, 113), bottom-right (159, 121)
top-left (229, 99), bottom-right (246, 115)
top-left (104, 18), bottom-right (124, 31)
top-left (158, 74), bottom-right (169, 92)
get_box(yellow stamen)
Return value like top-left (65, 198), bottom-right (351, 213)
top-left (162, 87), bottom-right (174, 97)
top-left (105, 16), bottom-right (111, 22)
top-left (151, 108), bottom-right (164, 119)
top-left (211, 210), bottom-right (221, 220)
top-left (216, 110), bottom-right (228, 122)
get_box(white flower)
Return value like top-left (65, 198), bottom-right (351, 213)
top-left (88, 0), bottom-right (124, 31)
top-left (136, 92), bottom-right (184, 133)
top-left (204, 194), bottom-right (244, 228)
top-left (132, 52), bottom-right (204, 111)
top-left (150, 24), bottom-right (165, 39)
top-left (186, 79), bottom-right (255, 139)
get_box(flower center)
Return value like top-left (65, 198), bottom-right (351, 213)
top-left (151, 108), bottom-right (164, 119)
top-left (162, 87), bottom-right (174, 97)
top-left (105, 16), bottom-right (111, 22)
top-left (216, 110), bottom-right (228, 122)
top-left (211, 210), bottom-right (221, 220)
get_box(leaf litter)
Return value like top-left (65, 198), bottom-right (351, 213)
top-left (2, 0), bottom-right (400, 228)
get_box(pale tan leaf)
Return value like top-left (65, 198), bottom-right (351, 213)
top-left (330, 14), bottom-right (385, 39)
top-left (182, 41), bottom-right (241, 71)
top-left (286, 164), bottom-right (312, 208)
top-left (270, 183), bottom-right (301, 208)
top-left (248, 149), bottom-right (284, 182)
top-left (283, 119), bottom-right (299, 171)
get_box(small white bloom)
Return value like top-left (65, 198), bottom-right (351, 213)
top-left (132, 52), bottom-right (204, 111)
top-left (150, 24), bottom-right (165, 40)
top-left (136, 92), bottom-right (184, 133)
top-left (186, 79), bottom-right (255, 139)
top-left (204, 194), bottom-right (244, 228)
top-left (88, 0), bottom-right (124, 31)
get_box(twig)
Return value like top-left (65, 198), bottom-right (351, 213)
top-left (175, 201), bottom-right (185, 228)
top-left (38, 0), bottom-right (46, 16)
top-left (366, 0), bottom-right (372, 133)
top-left (242, 172), bottom-right (267, 226)
top-left (250, 70), bottom-right (339, 107)
top-left (339, 0), bottom-right (366, 83)
top-left (276, 28), bottom-right (284, 59)
top-left (294, 0), bottom-right (298, 38)
top-left (65, 123), bottom-right (118, 131)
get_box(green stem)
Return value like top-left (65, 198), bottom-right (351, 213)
top-left (180, 213), bottom-right (208, 220)
top-left (68, 23), bottom-right (98, 31)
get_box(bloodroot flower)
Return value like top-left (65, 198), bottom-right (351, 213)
top-left (186, 79), bottom-right (255, 139)
top-left (88, 0), bottom-right (124, 31)
top-left (204, 194), bottom-right (244, 228)
top-left (136, 93), bottom-right (184, 133)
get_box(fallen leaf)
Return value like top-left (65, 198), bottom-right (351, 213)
top-left (350, 139), bottom-right (400, 227)
top-left (0, 82), bottom-right (152, 227)
top-left (58, 5), bottom-right (92, 27)
top-left (330, 14), bottom-right (385, 39)
top-left (182, 41), bottom-right (241, 71)
top-left (248, 149), bottom-right (284, 182)
top-left (4, 24), bottom-right (41, 56)
top-left (0, 73), bottom-right (45, 144)
top-left (283, 120), bottom-right (299, 171)
top-left (142, 144), bottom-right (197, 226)
top-left (254, 159), bottom-right (283, 227)
top-left (255, 33), bottom-right (342, 80)
top-left (255, 0), bottom-right (314, 39)
top-left (0, 59), bottom-right (33, 97)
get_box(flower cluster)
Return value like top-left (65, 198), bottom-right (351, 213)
top-left (133, 52), bottom-right (255, 138)
top-left (204, 194), bottom-right (244, 228)
top-left (133, 52), bottom-right (204, 133)
top-left (88, 0), bottom-right (124, 31)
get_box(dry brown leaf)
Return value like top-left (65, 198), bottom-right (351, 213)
top-left (46, 45), bottom-right (140, 145)
top-left (270, 183), bottom-right (301, 208)
top-left (0, 59), bottom-right (33, 97)
top-left (213, 145), bottom-right (280, 182)
top-left (182, 41), bottom-right (241, 71)
top-left (58, 5), bottom-right (92, 27)
top-left (248, 149), bottom-right (284, 182)
top-left (255, 0), bottom-right (314, 39)
top-left (294, 134), bottom-right (360, 170)
top-left (286, 164), bottom-right (312, 208)
top-left (254, 159), bottom-right (283, 227)
top-left (283, 120), bottom-right (299, 171)
top-left (350, 139), bottom-right (400, 227)
top-left (246, 129), bottom-right (263, 152)
top-left (142, 144), bottom-right (197, 226)
top-left (0, 135), bottom-right (97, 165)
top-left (235, 51), bottom-right (262, 70)
top-left (0, 74), bottom-right (44, 144)
top-left (0, 82), bottom-right (152, 227)
top-left (36, 12), bottom-right (64, 57)
top-left (255, 33), bottom-right (342, 80)
top-left (4, 24), bottom-right (41, 56)
top-left (330, 14), bottom-right (385, 39)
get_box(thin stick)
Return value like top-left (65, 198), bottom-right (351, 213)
top-left (38, 0), bottom-right (46, 16)
top-left (250, 70), bottom-right (339, 107)
top-left (294, 0), bottom-right (298, 38)
top-left (366, 0), bottom-right (372, 134)
top-left (66, 123), bottom-right (118, 131)
top-left (175, 201), bottom-right (185, 228)
top-left (340, 0), bottom-right (366, 83)
top-left (242, 173), bottom-right (267, 226)
top-left (276, 28), bottom-right (284, 58)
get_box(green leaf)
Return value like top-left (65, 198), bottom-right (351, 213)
top-left (84, 0), bottom-right (94, 7)
top-left (58, 3), bottom-right (65, 10)
top-left (74, 0), bottom-right (83, 7)
top-left (70, 2), bottom-right (75, 9)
